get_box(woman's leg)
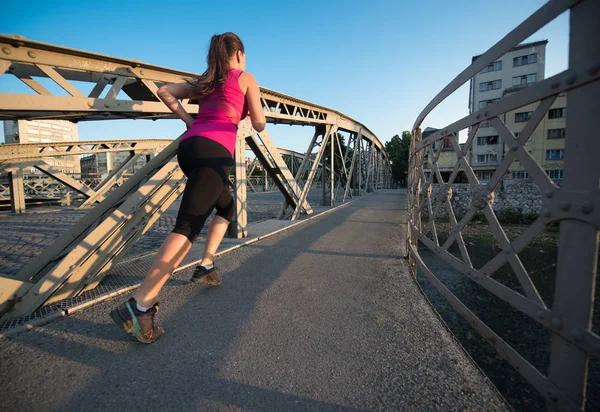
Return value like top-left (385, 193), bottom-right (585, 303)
top-left (200, 188), bottom-right (235, 267)
top-left (133, 232), bottom-right (193, 307)
top-left (133, 164), bottom-right (227, 304)
top-left (200, 215), bottom-right (230, 267)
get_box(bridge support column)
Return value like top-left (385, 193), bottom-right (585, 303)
top-left (263, 168), bottom-right (268, 192)
top-left (231, 136), bottom-right (248, 238)
top-left (8, 168), bottom-right (26, 214)
top-left (329, 131), bottom-right (335, 206)
top-left (547, 1), bottom-right (599, 409)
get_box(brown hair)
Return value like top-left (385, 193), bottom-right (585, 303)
top-left (187, 32), bottom-right (245, 98)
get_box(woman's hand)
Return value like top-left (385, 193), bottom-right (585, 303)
top-left (157, 82), bottom-right (196, 127)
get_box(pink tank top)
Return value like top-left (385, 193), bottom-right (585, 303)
top-left (183, 69), bottom-right (249, 156)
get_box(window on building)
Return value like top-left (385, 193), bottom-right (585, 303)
top-left (476, 171), bottom-right (493, 182)
top-left (548, 108), bottom-right (566, 119)
top-left (547, 128), bottom-right (566, 139)
top-left (479, 80), bottom-right (502, 92)
top-left (512, 73), bottom-right (537, 86)
top-left (479, 99), bottom-right (500, 109)
top-left (546, 169), bottom-right (563, 180)
top-left (481, 61), bottom-right (502, 73)
top-left (477, 135), bottom-right (499, 145)
top-left (513, 54), bottom-right (538, 67)
top-left (476, 153), bottom-right (498, 163)
top-left (515, 112), bottom-right (533, 122)
top-left (546, 149), bottom-right (564, 160)
top-left (512, 171), bottom-right (529, 179)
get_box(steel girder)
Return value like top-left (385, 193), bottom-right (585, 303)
top-left (0, 35), bottom-right (391, 318)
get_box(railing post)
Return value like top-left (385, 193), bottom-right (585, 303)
top-left (547, 0), bottom-right (599, 409)
top-left (8, 168), bottom-right (26, 214)
top-left (408, 127), bottom-right (422, 271)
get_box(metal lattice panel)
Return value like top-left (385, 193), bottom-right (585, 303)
top-left (408, 0), bottom-right (599, 410)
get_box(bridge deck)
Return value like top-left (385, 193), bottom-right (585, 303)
top-left (0, 190), bottom-right (507, 411)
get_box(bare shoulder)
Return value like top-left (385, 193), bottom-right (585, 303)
top-left (238, 71), bottom-right (258, 93)
top-left (239, 71), bottom-right (257, 83)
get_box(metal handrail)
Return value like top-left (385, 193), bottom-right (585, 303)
top-left (408, 0), bottom-right (599, 410)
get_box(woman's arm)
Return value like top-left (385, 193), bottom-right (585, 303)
top-left (157, 82), bottom-right (196, 128)
top-left (240, 73), bottom-right (266, 132)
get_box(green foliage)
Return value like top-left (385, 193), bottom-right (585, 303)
top-left (385, 131), bottom-right (411, 183)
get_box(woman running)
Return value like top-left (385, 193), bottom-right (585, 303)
top-left (110, 32), bottom-right (266, 343)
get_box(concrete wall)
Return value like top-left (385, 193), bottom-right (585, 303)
top-left (422, 180), bottom-right (542, 219)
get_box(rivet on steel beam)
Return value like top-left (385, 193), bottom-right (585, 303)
top-left (550, 81), bottom-right (559, 89)
top-left (572, 330), bottom-right (584, 343)
top-left (511, 144), bottom-right (518, 151)
top-left (581, 201), bottom-right (593, 214)
top-left (27, 51), bottom-right (36, 58)
top-left (551, 317), bottom-right (563, 329)
top-left (504, 248), bottom-right (511, 255)
top-left (545, 190), bottom-right (553, 199)
top-left (87, 102), bottom-right (93, 108)
top-left (104, 103), bottom-right (110, 108)
top-left (566, 74), bottom-right (577, 85)
top-left (588, 64), bottom-right (600, 76)
top-left (1, 47), bottom-right (11, 55)
top-left (559, 200), bottom-right (571, 211)
top-left (140, 70), bottom-right (144, 75)
top-left (542, 209), bottom-right (552, 218)
top-left (536, 310), bottom-right (544, 320)
top-left (484, 111), bottom-right (489, 117)
top-left (548, 390), bottom-right (558, 402)
top-left (475, 114), bottom-right (481, 120)
top-left (16, 41), bottom-right (25, 47)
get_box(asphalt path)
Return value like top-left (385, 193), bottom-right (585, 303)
top-left (0, 190), bottom-right (508, 411)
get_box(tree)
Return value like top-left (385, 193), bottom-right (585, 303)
top-left (385, 131), bottom-right (411, 183)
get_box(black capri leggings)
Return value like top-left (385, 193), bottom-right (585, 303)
top-left (172, 136), bottom-right (235, 243)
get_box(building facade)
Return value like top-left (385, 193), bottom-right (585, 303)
top-left (468, 40), bottom-right (547, 183)
top-left (80, 151), bottom-right (154, 178)
top-left (503, 90), bottom-right (566, 183)
top-left (3, 119), bottom-right (81, 175)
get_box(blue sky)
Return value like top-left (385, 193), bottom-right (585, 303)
top-left (0, 0), bottom-right (569, 153)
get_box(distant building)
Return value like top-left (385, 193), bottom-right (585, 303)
top-left (3, 119), bottom-right (81, 175)
top-left (80, 151), bottom-right (155, 178)
top-left (468, 40), bottom-right (548, 183)
top-left (422, 127), bottom-right (468, 183)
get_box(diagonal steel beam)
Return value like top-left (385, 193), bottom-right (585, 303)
top-left (34, 162), bottom-right (103, 201)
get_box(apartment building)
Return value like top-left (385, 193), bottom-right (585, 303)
top-left (468, 40), bottom-right (547, 183)
top-left (503, 89), bottom-right (566, 183)
top-left (3, 119), bottom-right (81, 175)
